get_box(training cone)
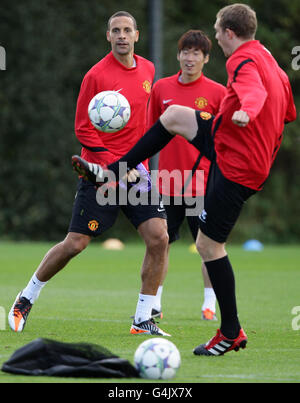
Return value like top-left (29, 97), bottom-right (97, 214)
top-left (102, 238), bottom-right (125, 250)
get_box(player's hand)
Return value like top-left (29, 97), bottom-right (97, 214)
top-left (232, 110), bottom-right (250, 127)
top-left (126, 168), bottom-right (140, 183)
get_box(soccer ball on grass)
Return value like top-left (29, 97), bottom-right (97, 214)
top-left (134, 338), bottom-right (181, 379)
top-left (88, 90), bottom-right (131, 133)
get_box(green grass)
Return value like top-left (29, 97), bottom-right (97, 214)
top-left (0, 241), bottom-right (299, 384)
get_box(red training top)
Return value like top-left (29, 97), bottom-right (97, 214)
top-left (147, 71), bottom-right (226, 196)
top-left (213, 40), bottom-right (297, 190)
top-left (75, 51), bottom-right (155, 167)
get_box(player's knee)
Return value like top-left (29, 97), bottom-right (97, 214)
top-left (64, 234), bottom-right (90, 257)
top-left (161, 105), bottom-right (182, 133)
top-left (146, 228), bottom-right (169, 253)
top-left (196, 235), bottom-right (214, 260)
top-left (196, 240), bottom-right (215, 261)
top-left (196, 235), bottom-right (225, 261)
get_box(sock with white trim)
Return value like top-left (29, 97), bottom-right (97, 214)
top-left (21, 274), bottom-right (47, 304)
top-left (134, 294), bottom-right (156, 324)
top-left (153, 285), bottom-right (163, 312)
top-left (202, 287), bottom-right (216, 313)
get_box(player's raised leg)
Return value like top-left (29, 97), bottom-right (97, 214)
top-left (72, 105), bottom-right (199, 185)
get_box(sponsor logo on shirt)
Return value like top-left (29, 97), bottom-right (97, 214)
top-left (195, 97), bottom-right (208, 109)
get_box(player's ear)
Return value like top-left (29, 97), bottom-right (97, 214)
top-left (225, 28), bottom-right (235, 40)
top-left (204, 54), bottom-right (210, 64)
top-left (106, 30), bottom-right (111, 42)
top-left (135, 29), bottom-right (140, 42)
top-left (176, 52), bottom-right (180, 61)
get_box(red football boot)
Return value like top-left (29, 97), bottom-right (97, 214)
top-left (193, 328), bottom-right (248, 356)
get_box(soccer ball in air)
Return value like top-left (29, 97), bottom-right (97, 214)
top-left (134, 338), bottom-right (181, 380)
top-left (88, 90), bottom-right (131, 133)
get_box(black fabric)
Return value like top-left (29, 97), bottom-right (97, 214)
top-left (68, 179), bottom-right (166, 236)
top-left (162, 197), bottom-right (200, 243)
top-left (108, 119), bottom-right (174, 179)
top-left (79, 142), bottom-right (109, 153)
top-left (190, 111), bottom-right (216, 161)
top-left (199, 162), bottom-right (256, 243)
top-left (181, 152), bottom-right (203, 195)
top-left (205, 256), bottom-right (241, 340)
top-left (1, 338), bottom-right (139, 378)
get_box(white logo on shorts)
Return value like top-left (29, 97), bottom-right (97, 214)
top-left (200, 209), bottom-right (207, 223)
top-left (157, 200), bottom-right (165, 213)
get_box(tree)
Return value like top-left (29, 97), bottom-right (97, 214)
top-left (0, 0), bottom-right (299, 242)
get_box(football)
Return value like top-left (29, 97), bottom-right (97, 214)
top-left (134, 338), bottom-right (181, 380)
top-left (88, 90), bottom-right (131, 133)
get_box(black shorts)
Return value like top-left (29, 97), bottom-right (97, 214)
top-left (68, 179), bottom-right (167, 237)
top-left (192, 111), bottom-right (257, 243)
top-left (199, 163), bottom-right (256, 243)
top-left (162, 197), bottom-right (200, 243)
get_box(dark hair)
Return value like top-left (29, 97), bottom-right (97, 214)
top-left (107, 11), bottom-right (137, 31)
top-left (177, 30), bottom-right (212, 56)
top-left (216, 4), bottom-right (257, 39)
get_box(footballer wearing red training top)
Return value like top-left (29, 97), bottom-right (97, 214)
top-left (148, 41), bottom-right (226, 197)
top-left (75, 50), bottom-right (154, 168)
top-left (213, 39), bottom-right (296, 190)
top-left (147, 30), bottom-right (226, 321)
top-left (71, 4), bottom-right (297, 357)
top-left (9, 12), bottom-right (170, 338)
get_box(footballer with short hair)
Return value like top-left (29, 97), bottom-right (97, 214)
top-left (147, 29), bottom-right (226, 321)
top-left (72, 3), bottom-right (297, 356)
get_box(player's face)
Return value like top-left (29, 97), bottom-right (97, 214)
top-left (214, 19), bottom-right (233, 58)
top-left (177, 47), bottom-right (209, 82)
top-left (107, 16), bottom-right (139, 57)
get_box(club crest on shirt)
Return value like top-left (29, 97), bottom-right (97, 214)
top-left (195, 97), bottom-right (208, 109)
top-left (88, 220), bottom-right (99, 232)
top-left (143, 80), bottom-right (151, 94)
top-left (200, 111), bottom-right (212, 120)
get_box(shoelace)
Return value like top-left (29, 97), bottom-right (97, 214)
top-left (150, 318), bottom-right (159, 324)
top-left (137, 319), bottom-right (160, 334)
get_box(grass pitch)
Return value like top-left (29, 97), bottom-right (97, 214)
top-left (0, 241), bottom-right (299, 384)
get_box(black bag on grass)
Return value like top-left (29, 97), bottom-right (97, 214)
top-left (1, 338), bottom-right (139, 378)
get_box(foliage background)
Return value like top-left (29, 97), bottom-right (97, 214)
top-left (0, 0), bottom-right (299, 243)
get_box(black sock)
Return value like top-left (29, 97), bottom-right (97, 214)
top-left (205, 256), bottom-right (241, 339)
top-left (108, 119), bottom-right (174, 180)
